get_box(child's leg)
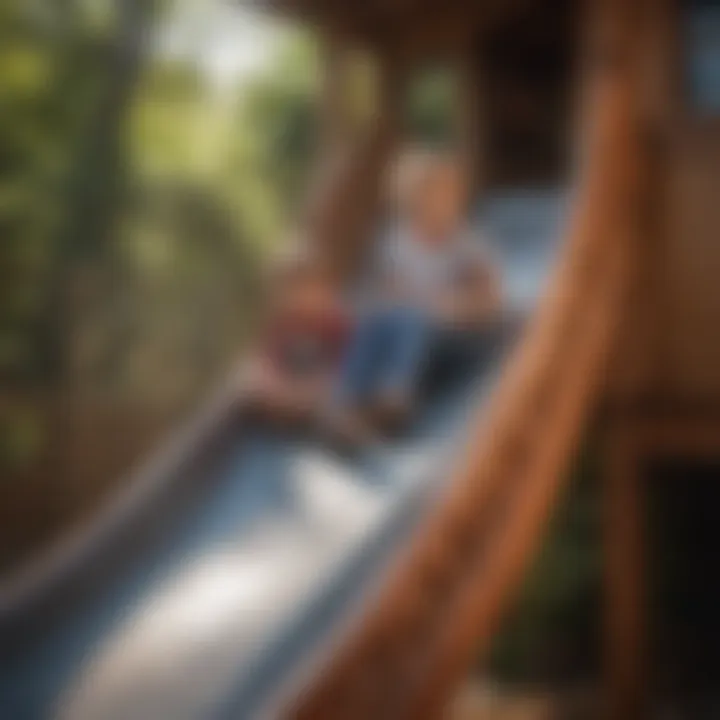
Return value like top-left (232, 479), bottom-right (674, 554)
top-left (332, 310), bottom-right (390, 411)
top-left (375, 306), bottom-right (434, 404)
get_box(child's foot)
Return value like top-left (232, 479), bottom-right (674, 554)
top-left (239, 393), bottom-right (312, 434)
top-left (267, 399), bottom-right (316, 434)
top-left (324, 409), bottom-right (374, 452)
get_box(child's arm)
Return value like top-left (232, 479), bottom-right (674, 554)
top-left (435, 248), bottom-right (503, 327)
top-left (463, 259), bottom-right (503, 322)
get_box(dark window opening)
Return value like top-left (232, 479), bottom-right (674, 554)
top-left (478, 0), bottom-right (577, 187)
top-left (685, 0), bottom-right (720, 114)
top-left (647, 457), bottom-right (720, 710)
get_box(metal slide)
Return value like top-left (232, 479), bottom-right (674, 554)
top-left (0, 189), bottom-right (567, 720)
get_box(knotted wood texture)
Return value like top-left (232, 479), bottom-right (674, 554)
top-left (287, 1), bottom-right (649, 717)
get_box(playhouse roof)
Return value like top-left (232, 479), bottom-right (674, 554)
top-left (243, 0), bottom-right (535, 48)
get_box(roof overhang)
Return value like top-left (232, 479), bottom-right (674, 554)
top-left (241, 0), bottom-right (536, 52)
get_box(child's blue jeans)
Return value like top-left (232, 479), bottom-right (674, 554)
top-left (334, 306), bottom-right (434, 408)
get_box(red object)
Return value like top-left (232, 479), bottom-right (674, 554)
top-left (263, 309), bottom-right (352, 375)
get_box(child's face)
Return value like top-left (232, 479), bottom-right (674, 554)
top-left (413, 163), bottom-right (467, 242)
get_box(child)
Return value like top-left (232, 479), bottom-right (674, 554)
top-left (329, 150), bottom-right (502, 442)
top-left (242, 248), bottom-right (351, 427)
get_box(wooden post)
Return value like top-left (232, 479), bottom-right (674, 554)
top-left (455, 39), bottom-right (486, 202)
top-left (338, 47), bottom-right (408, 272)
top-left (582, 0), bottom-right (655, 716)
top-left (604, 423), bottom-right (648, 720)
top-left (319, 32), bottom-right (350, 160)
top-left (306, 45), bottom-right (408, 280)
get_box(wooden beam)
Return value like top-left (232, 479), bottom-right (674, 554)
top-left (304, 49), bottom-right (409, 279)
top-left (603, 425), bottom-right (648, 720)
top-left (591, 0), bottom-right (660, 716)
top-left (455, 42), bottom-right (487, 200)
top-left (267, 0), bottom-right (536, 60)
top-left (374, 0), bottom-right (511, 59)
top-left (319, 31), bottom-right (351, 156)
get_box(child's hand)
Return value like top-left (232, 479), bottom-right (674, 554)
top-left (237, 357), bottom-right (274, 395)
top-left (382, 279), bottom-right (415, 306)
top-left (433, 292), bottom-right (465, 326)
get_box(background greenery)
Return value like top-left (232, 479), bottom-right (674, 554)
top-left (0, 0), bottom-right (321, 569)
top-left (0, 0), bottom-right (461, 485)
top-left (489, 446), bottom-right (600, 684)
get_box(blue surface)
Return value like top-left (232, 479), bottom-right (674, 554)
top-left (0, 189), bottom-right (567, 720)
top-left (686, 1), bottom-right (720, 114)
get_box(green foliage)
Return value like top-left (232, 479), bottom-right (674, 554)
top-left (489, 445), bottom-right (601, 684)
top-left (405, 66), bottom-right (458, 147)
top-left (229, 34), bottom-right (320, 233)
top-left (0, 1), bottom-right (256, 470)
top-left (0, 3), bottom-right (73, 384)
top-left (130, 60), bottom-right (208, 179)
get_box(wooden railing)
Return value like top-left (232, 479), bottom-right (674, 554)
top-left (286, 6), bottom-right (649, 719)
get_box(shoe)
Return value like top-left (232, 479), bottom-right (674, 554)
top-left (323, 409), bottom-right (374, 453)
top-left (371, 391), bottom-right (413, 436)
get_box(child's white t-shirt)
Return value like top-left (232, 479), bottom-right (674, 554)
top-left (377, 223), bottom-right (496, 306)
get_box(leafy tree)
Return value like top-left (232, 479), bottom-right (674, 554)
top-left (229, 34), bottom-right (320, 237)
top-left (0, 0), bottom-right (161, 386)
top-left (405, 66), bottom-right (457, 147)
